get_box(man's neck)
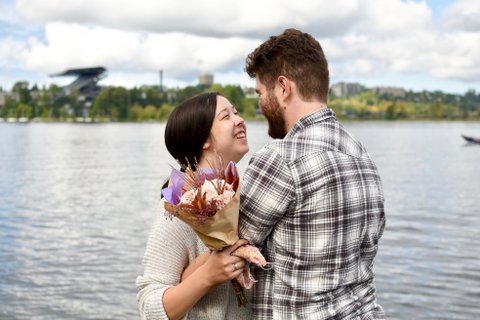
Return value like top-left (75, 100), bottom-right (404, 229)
top-left (285, 101), bottom-right (327, 132)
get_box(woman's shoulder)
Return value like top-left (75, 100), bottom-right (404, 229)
top-left (147, 205), bottom-right (208, 255)
top-left (151, 211), bottom-right (195, 240)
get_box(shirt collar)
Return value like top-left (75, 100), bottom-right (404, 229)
top-left (286, 108), bottom-right (336, 138)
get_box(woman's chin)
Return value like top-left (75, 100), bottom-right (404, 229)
top-left (236, 149), bottom-right (250, 163)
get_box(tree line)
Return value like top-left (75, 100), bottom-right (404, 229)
top-left (0, 81), bottom-right (258, 122)
top-left (1, 81), bottom-right (479, 121)
top-left (330, 89), bottom-right (480, 120)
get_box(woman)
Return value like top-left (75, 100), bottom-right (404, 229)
top-left (136, 92), bottom-right (252, 320)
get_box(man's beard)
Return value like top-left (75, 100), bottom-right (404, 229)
top-left (262, 92), bottom-right (287, 139)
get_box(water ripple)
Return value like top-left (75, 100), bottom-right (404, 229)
top-left (1, 122), bottom-right (480, 319)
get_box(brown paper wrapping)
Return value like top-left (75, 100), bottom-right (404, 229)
top-left (164, 189), bottom-right (240, 251)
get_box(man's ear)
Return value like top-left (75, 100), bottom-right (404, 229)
top-left (277, 76), bottom-right (291, 99)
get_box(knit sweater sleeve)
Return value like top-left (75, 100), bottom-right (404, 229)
top-left (136, 213), bottom-right (196, 320)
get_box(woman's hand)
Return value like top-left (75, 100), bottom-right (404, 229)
top-left (182, 239), bottom-right (249, 285)
top-left (201, 239), bottom-right (249, 286)
top-left (163, 238), bottom-right (249, 320)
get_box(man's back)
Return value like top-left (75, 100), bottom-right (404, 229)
top-left (240, 109), bottom-right (385, 319)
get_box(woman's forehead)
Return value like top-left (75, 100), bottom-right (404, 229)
top-left (216, 97), bottom-right (234, 111)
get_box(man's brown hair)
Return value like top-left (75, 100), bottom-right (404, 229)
top-left (245, 28), bottom-right (329, 103)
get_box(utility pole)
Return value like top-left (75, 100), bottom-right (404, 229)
top-left (159, 70), bottom-right (164, 93)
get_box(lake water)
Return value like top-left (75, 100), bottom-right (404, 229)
top-left (1, 121), bottom-right (479, 319)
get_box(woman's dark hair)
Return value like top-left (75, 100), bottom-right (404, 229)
top-left (164, 92), bottom-right (218, 168)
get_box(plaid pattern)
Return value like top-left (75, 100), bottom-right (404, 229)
top-left (239, 109), bottom-right (386, 319)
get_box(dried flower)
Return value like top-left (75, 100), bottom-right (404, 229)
top-left (162, 156), bottom-right (270, 307)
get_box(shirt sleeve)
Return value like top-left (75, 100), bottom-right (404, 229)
top-left (136, 214), bottom-right (191, 320)
top-left (239, 146), bottom-right (295, 246)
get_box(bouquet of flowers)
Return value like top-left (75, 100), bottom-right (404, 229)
top-left (162, 157), bottom-right (268, 307)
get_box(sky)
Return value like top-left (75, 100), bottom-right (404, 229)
top-left (0, 0), bottom-right (479, 95)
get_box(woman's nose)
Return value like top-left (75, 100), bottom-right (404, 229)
top-left (234, 114), bottom-right (245, 126)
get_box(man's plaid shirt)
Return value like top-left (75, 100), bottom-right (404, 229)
top-left (239, 109), bottom-right (386, 319)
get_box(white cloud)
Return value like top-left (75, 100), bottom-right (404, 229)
top-left (22, 23), bottom-right (143, 73)
top-left (14, 0), bottom-right (364, 38)
top-left (441, 0), bottom-right (480, 32)
top-left (429, 31), bottom-right (480, 81)
top-left (4, 23), bottom-right (259, 81)
top-left (0, 0), bottom-right (478, 93)
top-left (139, 33), bottom-right (259, 75)
top-left (356, 0), bottom-right (434, 36)
top-left (322, 0), bottom-right (480, 84)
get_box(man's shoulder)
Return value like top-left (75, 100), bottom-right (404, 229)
top-left (248, 141), bottom-right (287, 170)
top-left (253, 139), bottom-right (285, 157)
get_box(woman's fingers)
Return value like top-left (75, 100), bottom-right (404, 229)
top-left (231, 260), bottom-right (246, 271)
top-left (208, 241), bottom-right (252, 282)
top-left (230, 262), bottom-right (246, 279)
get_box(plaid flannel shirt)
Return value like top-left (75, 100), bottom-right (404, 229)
top-left (239, 108), bottom-right (386, 319)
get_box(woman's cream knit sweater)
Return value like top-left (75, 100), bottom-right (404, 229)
top-left (136, 209), bottom-right (252, 320)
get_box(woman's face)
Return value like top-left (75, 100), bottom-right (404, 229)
top-left (204, 96), bottom-right (249, 164)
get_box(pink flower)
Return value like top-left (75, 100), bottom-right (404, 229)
top-left (178, 178), bottom-right (236, 223)
top-left (163, 158), bottom-right (270, 307)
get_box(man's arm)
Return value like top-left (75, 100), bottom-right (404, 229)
top-left (239, 147), bottom-right (295, 245)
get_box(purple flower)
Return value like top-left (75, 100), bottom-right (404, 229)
top-left (161, 167), bottom-right (185, 205)
top-left (202, 167), bottom-right (217, 181)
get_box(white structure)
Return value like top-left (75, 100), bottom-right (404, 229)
top-left (198, 72), bottom-right (214, 86)
top-left (330, 82), bottom-right (366, 97)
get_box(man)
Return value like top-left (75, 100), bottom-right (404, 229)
top-left (239, 28), bottom-right (386, 319)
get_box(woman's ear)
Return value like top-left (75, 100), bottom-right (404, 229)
top-left (203, 137), bottom-right (211, 150)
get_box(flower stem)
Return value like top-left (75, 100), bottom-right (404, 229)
top-left (230, 279), bottom-right (249, 307)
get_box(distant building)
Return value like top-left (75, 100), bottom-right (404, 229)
top-left (243, 87), bottom-right (257, 99)
top-left (198, 72), bottom-right (214, 86)
top-left (330, 82), bottom-right (367, 97)
top-left (372, 86), bottom-right (406, 98)
top-left (51, 66), bottom-right (107, 117)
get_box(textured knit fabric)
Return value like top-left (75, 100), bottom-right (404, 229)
top-left (136, 204), bottom-right (252, 320)
top-left (239, 108), bottom-right (386, 319)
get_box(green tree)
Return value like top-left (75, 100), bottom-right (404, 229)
top-left (242, 103), bottom-right (257, 120)
top-left (111, 87), bottom-right (130, 120)
top-left (460, 89), bottom-right (478, 118)
top-left (386, 102), bottom-right (398, 120)
top-left (0, 97), bottom-right (16, 118)
top-left (175, 86), bottom-right (203, 104)
top-left (128, 103), bottom-right (144, 121)
top-left (90, 89), bottom-right (110, 119)
top-left (90, 87), bottom-right (129, 120)
top-left (12, 81), bottom-right (31, 105)
top-left (16, 103), bottom-right (33, 118)
top-left (430, 100), bottom-right (443, 119)
top-left (47, 84), bottom-right (65, 119)
top-left (222, 85), bottom-right (245, 113)
top-left (397, 101), bottom-right (410, 119)
top-left (143, 105), bottom-right (157, 121)
top-left (157, 103), bottom-right (174, 121)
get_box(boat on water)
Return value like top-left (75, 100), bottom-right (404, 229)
top-left (461, 134), bottom-right (480, 144)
